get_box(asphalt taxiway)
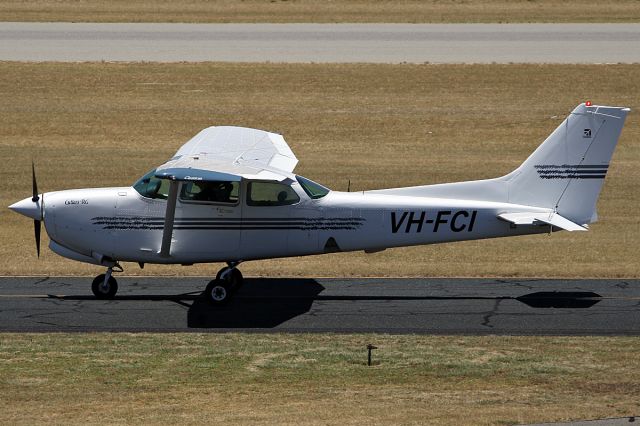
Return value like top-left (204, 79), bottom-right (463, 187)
top-left (0, 277), bottom-right (638, 333)
top-left (1, 23), bottom-right (639, 63)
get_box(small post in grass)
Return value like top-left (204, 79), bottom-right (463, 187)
top-left (367, 344), bottom-right (377, 366)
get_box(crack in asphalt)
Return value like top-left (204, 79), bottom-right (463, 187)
top-left (494, 279), bottom-right (537, 290)
top-left (481, 299), bottom-right (503, 328)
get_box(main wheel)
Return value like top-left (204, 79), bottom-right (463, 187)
top-left (216, 267), bottom-right (244, 291)
top-left (92, 274), bottom-right (118, 299)
top-left (204, 279), bottom-right (232, 305)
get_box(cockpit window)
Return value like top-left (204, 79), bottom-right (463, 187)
top-left (180, 181), bottom-right (239, 204)
top-left (133, 169), bottom-right (170, 200)
top-left (296, 175), bottom-right (330, 199)
top-left (247, 181), bottom-right (300, 206)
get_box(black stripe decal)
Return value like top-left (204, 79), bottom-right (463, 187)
top-left (101, 225), bottom-right (360, 231)
top-left (92, 217), bottom-right (365, 222)
top-left (538, 175), bottom-right (606, 179)
top-left (174, 217), bottom-right (365, 221)
top-left (91, 216), bottom-right (366, 231)
top-left (535, 164), bottom-right (609, 180)
top-left (537, 169), bottom-right (607, 173)
top-left (535, 164), bottom-right (609, 169)
top-left (94, 221), bottom-right (364, 226)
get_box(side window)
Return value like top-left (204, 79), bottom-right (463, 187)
top-left (179, 181), bottom-right (239, 204)
top-left (296, 175), bottom-right (330, 199)
top-left (247, 181), bottom-right (300, 206)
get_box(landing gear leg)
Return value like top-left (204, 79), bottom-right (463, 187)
top-left (205, 261), bottom-right (244, 305)
top-left (91, 264), bottom-right (120, 299)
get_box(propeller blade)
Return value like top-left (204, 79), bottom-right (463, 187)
top-left (32, 162), bottom-right (42, 257)
top-left (34, 219), bottom-right (41, 258)
top-left (32, 161), bottom-right (39, 202)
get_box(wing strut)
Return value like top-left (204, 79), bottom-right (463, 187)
top-left (159, 180), bottom-right (180, 257)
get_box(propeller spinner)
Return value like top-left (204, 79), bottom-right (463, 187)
top-left (8, 162), bottom-right (43, 257)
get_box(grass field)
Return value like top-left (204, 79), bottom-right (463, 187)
top-left (1, 0), bottom-right (640, 23)
top-left (0, 333), bottom-right (638, 424)
top-left (0, 62), bottom-right (639, 278)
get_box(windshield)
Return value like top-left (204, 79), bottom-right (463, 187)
top-left (296, 175), bottom-right (330, 199)
top-left (133, 169), bottom-right (170, 200)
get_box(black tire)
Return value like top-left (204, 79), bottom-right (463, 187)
top-left (204, 279), bottom-right (231, 305)
top-left (216, 267), bottom-right (244, 291)
top-left (92, 274), bottom-right (118, 299)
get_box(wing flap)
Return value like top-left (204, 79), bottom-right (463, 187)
top-left (498, 212), bottom-right (588, 232)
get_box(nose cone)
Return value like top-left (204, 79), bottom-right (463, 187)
top-left (9, 196), bottom-right (42, 220)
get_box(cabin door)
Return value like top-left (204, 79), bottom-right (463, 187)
top-left (172, 180), bottom-right (242, 260)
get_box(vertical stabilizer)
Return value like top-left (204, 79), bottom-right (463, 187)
top-left (505, 103), bottom-right (629, 225)
top-left (368, 103), bottom-right (629, 226)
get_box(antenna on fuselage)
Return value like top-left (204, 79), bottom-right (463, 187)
top-left (347, 179), bottom-right (351, 192)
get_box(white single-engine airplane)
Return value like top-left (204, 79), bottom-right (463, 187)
top-left (9, 103), bottom-right (629, 304)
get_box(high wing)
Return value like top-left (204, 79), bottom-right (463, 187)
top-left (155, 126), bottom-right (298, 182)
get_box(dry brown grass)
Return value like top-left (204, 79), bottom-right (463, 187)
top-left (1, 333), bottom-right (639, 425)
top-left (0, 62), bottom-right (638, 278)
top-left (1, 0), bottom-right (639, 23)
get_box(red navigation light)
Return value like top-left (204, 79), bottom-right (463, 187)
top-left (585, 100), bottom-right (592, 106)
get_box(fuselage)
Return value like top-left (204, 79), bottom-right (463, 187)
top-left (36, 176), bottom-right (550, 266)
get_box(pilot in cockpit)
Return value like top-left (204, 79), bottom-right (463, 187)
top-left (194, 182), bottom-right (233, 203)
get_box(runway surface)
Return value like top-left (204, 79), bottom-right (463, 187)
top-left (1, 277), bottom-right (638, 333)
top-left (1, 23), bottom-right (640, 63)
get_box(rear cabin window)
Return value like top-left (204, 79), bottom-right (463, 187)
top-left (133, 169), bottom-right (171, 200)
top-left (179, 181), bottom-right (239, 204)
top-left (247, 181), bottom-right (300, 206)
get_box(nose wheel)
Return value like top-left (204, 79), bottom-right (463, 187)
top-left (92, 273), bottom-right (118, 299)
top-left (91, 265), bottom-right (120, 299)
top-left (204, 263), bottom-right (244, 305)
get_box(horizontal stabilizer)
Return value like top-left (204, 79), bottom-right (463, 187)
top-left (498, 212), bottom-right (588, 232)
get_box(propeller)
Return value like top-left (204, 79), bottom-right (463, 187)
top-left (32, 162), bottom-right (41, 258)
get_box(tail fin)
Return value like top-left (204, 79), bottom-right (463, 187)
top-left (505, 103), bottom-right (630, 224)
top-left (368, 103), bottom-right (629, 225)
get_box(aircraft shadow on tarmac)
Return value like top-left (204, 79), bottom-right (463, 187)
top-left (53, 279), bottom-right (603, 329)
top-left (187, 278), bottom-right (325, 328)
top-left (186, 284), bottom-right (602, 328)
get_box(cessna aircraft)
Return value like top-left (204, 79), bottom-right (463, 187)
top-left (9, 102), bottom-right (629, 304)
